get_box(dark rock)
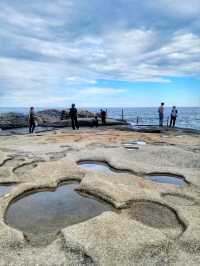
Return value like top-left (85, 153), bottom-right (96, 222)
top-left (0, 112), bottom-right (27, 130)
top-left (0, 109), bottom-right (95, 129)
top-left (0, 109), bottom-right (128, 130)
top-left (36, 109), bottom-right (95, 124)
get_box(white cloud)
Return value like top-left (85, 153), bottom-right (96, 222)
top-left (0, 0), bottom-right (199, 106)
top-left (80, 88), bottom-right (125, 96)
top-left (1, 29), bottom-right (200, 84)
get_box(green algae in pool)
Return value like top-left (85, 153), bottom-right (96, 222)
top-left (145, 174), bottom-right (186, 187)
top-left (5, 183), bottom-right (112, 236)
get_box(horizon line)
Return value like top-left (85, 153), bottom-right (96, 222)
top-left (0, 106), bottom-right (199, 109)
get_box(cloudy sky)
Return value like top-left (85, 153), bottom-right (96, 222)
top-left (0, 0), bottom-right (200, 107)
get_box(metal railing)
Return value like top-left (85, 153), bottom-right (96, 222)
top-left (118, 108), bottom-right (170, 127)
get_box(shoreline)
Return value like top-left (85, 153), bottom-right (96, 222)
top-left (1, 107), bottom-right (200, 131)
top-left (1, 124), bottom-right (199, 136)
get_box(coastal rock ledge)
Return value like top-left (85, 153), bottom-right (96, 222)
top-left (0, 128), bottom-right (200, 265)
top-left (0, 109), bottom-right (126, 130)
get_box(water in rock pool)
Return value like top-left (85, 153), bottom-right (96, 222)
top-left (0, 185), bottom-right (13, 197)
top-left (5, 183), bottom-right (112, 237)
top-left (129, 201), bottom-right (184, 239)
top-left (145, 174), bottom-right (186, 187)
top-left (78, 161), bottom-right (115, 174)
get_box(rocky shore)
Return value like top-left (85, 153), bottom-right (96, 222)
top-left (0, 109), bottom-right (127, 130)
top-left (0, 126), bottom-right (200, 265)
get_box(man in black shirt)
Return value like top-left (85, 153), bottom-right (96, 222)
top-left (69, 103), bottom-right (79, 130)
top-left (100, 109), bottom-right (107, 125)
top-left (28, 107), bottom-right (36, 133)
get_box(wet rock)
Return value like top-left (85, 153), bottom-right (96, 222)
top-left (127, 201), bottom-right (185, 239)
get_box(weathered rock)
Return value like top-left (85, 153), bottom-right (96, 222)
top-left (0, 128), bottom-right (199, 265)
top-left (62, 212), bottom-right (172, 266)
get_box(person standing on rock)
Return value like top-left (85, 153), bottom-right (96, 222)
top-left (69, 103), bottom-right (79, 130)
top-left (61, 110), bottom-right (66, 120)
top-left (170, 106), bottom-right (178, 127)
top-left (28, 107), bottom-right (36, 133)
top-left (158, 102), bottom-right (165, 127)
top-left (100, 109), bottom-right (107, 125)
top-left (91, 115), bottom-right (99, 128)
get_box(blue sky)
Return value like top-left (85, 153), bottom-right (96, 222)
top-left (0, 0), bottom-right (199, 107)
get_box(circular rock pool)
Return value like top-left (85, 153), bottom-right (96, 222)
top-left (78, 160), bottom-right (131, 175)
top-left (129, 201), bottom-right (185, 239)
top-left (78, 161), bottom-right (117, 174)
top-left (5, 182), bottom-right (112, 241)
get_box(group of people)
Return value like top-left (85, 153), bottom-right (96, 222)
top-left (90, 109), bottom-right (107, 128)
top-left (28, 104), bottom-right (107, 133)
top-left (158, 102), bottom-right (178, 127)
top-left (28, 103), bottom-right (178, 133)
top-left (67, 105), bottom-right (107, 129)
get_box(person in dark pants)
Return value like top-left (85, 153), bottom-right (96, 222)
top-left (100, 109), bottom-right (107, 125)
top-left (69, 103), bottom-right (79, 130)
top-left (170, 106), bottom-right (178, 127)
top-left (28, 107), bottom-right (36, 133)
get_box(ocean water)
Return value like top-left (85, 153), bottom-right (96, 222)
top-left (0, 107), bottom-right (199, 130)
top-left (89, 107), bottom-right (200, 130)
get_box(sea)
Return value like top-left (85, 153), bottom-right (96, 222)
top-left (0, 107), bottom-right (200, 130)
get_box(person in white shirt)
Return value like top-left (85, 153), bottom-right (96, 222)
top-left (158, 102), bottom-right (165, 126)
